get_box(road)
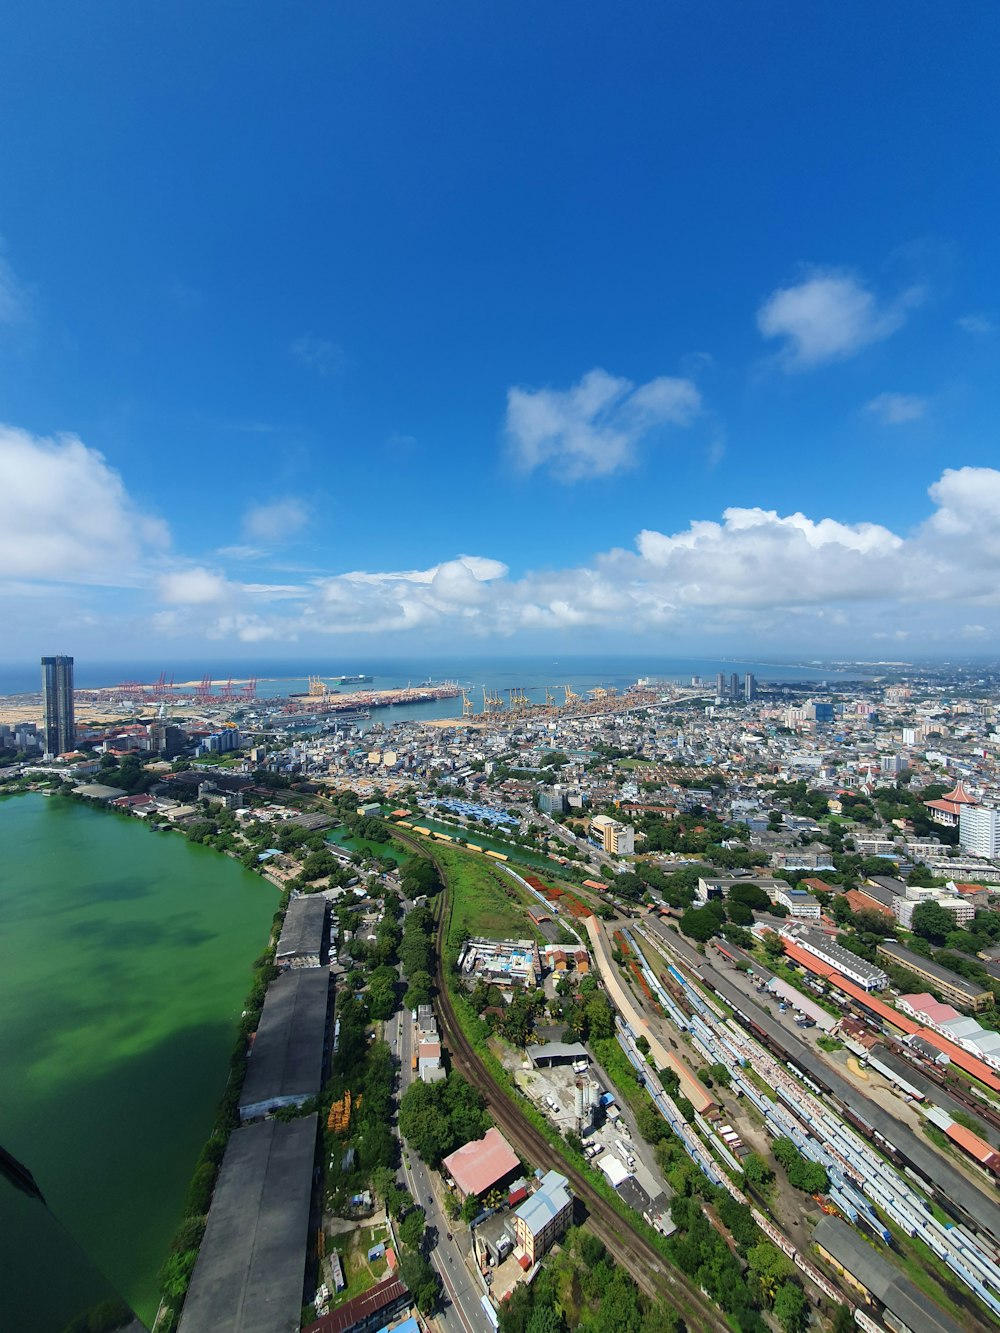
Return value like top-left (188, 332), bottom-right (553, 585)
top-left (386, 826), bottom-right (732, 1333)
top-left (387, 1004), bottom-right (490, 1333)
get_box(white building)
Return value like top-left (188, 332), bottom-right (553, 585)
top-left (959, 805), bottom-right (1000, 859)
top-left (772, 887), bottom-right (821, 919)
top-left (784, 926), bottom-right (888, 991)
top-left (894, 892), bottom-right (974, 928)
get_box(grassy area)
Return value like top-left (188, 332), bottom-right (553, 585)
top-left (191, 752), bottom-right (246, 768)
top-left (434, 843), bottom-right (542, 953)
top-left (325, 1223), bottom-right (390, 1308)
top-left (326, 828), bottom-right (410, 865)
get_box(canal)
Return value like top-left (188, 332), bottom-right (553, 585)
top-left (0, 792), bottom-right (277, 1330)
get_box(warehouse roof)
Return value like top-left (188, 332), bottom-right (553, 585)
top-left (813, 1216), bottom-right (961, 1333)
top-left (899, 993), bottom-right (961, 1026)
top-left (179, 1115), bottom-right (317, 1333)
top-left (526, 1041), bottom-right (588, 1066)
top-left (276, 895), bottom-right (328, 963)
top-left (239, 969), bottom-right (330, 1116)
top-left (443, 1127), bottom-right (520, 1198)
top-left (793, 928), bottom-right (888, 984)
top-left (73, 782), bottom-right (127, 801)
top-left (304, 1276), bottom-right (409, 1333)
top-left (877, 941), bottom-right (990, 999)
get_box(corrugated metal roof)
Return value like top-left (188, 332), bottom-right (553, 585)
top-left (514, 1170), bottom-right (571, 1237)
top-left (443, 1127), bottom-right (520, 1197)
top-left (946, 1121), bottom-right (1000, 1167)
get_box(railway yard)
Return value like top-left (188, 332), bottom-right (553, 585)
top-left (396, 822), bottom-right (1000, 1333)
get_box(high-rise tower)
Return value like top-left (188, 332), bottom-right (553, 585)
top-left (41, 655), bottom-right (75, 755)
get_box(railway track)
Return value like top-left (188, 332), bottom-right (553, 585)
top-left (391, 828), bottom-right (732, 1330)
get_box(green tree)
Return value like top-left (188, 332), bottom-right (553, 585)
top-left (403, 969), bottom-right (434, 1010)
top-left (743, 1152), bottom-right (774, 1190)
top-left (525, 1307), bottom-right (564, 1333)
top-left (159, 1249), bottom-right (197, 1300)
top-left (679, 905), bottom-right (721, 943)
top-left (398, 1247), bottom-right (439, 1313)
top-left (773, 1281), bottom-right (808, 1333)
top-left (831, 1304), bottom-right (854, 1333)
top-left (912, 900), bottom-right (959, 947)
top-left (399, 1206), bottom-right (427, 1249)
top-left (586, 993), bottom-right (615, 1040)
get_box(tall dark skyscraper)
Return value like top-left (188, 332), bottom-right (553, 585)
top-left (41, 655), bottom-right (75, 755)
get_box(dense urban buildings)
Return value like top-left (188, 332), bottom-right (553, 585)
top-left (7, 656), bottom-right (1000, 1331)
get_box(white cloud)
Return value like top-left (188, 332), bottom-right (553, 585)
top-left (0, 424), bottom-right (169, 584)
top-left (8, 417), bottom-right (1000, 652)
top-left (158, 568), bottom-right (230, 604)
top-left (242, 497), bottom-right (311, 544)
top-left (230, 464), bottom-right (1000, 644)
top-left (290, 335), bottom-right (346, 377)
top-left (957, 313), bottom-right (995, 335)
top-left (865, 392), bottom-right (928, 425)
top-left (216, 544), bottom-right (269, 560)
top-left (757, 268), bottom-right (922, 369)
top-left (506, 367), bottom-right (701, 480)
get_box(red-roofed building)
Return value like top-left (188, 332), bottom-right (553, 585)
top-left (845, 889), bottom-right (893, 919)
top-left (949, 881), bottom-right (991, 905)
top-left (443, 1127), bottom-right (520, 1201)
top-left (801, 878), bottom-right (837, 895)
top-left (304, 1276), bottom-right (409, 1333)
top-left (945, 1122), bottom-right (1000, 1174)
top-left (925, 781), bottom-right (977, 828)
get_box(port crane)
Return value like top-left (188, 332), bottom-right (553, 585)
top-left (482, 686), bottom-right (505, 720)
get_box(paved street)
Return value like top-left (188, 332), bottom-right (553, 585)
top-left (387, 1006), bottom-right (491, 1333)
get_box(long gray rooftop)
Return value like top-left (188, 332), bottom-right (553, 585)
top-left (276, 895), bottom-right (328, 963)
top-left (179, 1114), bottom-right (318, 1333)
top-left (813, 1216), bottom-right (961, 1333)
top-left (239, 969), bottom-right (330, 1116)
top-left (878, 940), bottom-right (990, 999)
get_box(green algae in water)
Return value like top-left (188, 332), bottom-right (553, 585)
top-left (0, 793), bottom-right (277, 1329)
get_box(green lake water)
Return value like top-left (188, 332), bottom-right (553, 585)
top-left (0, 793), bottom-right (277, 1330)
top-left (325, 827), bottom-right (409, 864)
top-left (389, 815), bottom-right (560, 871)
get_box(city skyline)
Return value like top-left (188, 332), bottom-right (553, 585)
top-left (1, 4), bottom-right (999, 659)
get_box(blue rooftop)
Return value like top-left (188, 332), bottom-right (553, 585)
top-left (513, 1169), bottom-right (571, 1237)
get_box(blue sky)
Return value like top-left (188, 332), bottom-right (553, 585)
top-left (1, 1), bottom-right (999, 661)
